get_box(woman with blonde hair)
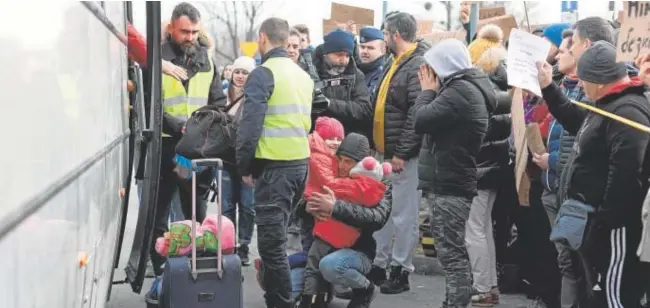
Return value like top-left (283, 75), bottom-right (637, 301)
top-left (468, 24), bottom-right (504, 64)
top-left (466, 45), bottom-right (512, 307)
top-left (475, 46), bottom-right (507, 76)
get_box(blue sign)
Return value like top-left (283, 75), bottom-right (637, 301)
top-left (561, 1), bottom-right (578, 12)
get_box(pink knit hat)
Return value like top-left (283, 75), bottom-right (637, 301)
top-left (315, 117), bottom-right (344, 140)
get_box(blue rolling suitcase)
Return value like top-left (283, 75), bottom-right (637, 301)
top-left (159, 158), bottom-right (243, 308)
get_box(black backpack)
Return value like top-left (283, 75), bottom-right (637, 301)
top-left (175, 104), bottom-right (237, 164)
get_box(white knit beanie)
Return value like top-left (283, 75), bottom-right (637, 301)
top-left (231, 56), bottom-right (256, 73)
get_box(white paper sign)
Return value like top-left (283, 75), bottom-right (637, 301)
top-left (506, 28), bottom-right (552, 96)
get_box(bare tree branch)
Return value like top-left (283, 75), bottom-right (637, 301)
top-left (230, 2), bottom-right (240, 57)
top-left (200, 0), bottom-right (278, 61)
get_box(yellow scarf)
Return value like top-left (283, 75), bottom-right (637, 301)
top-left (373, 44), bottom-right (417, 153)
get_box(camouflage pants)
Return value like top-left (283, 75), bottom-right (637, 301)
top-left (425, 192), bottom-right (473, 308)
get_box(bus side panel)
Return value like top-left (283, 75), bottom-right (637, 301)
top-left (0, 2), bottom-right (128, 308)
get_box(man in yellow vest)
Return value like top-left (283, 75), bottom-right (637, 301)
top-left (236, 17), bottom-right (313, 308)
top-left (145, 3), bottom-right (226, 305)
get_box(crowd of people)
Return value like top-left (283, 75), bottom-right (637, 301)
top-left (129, 2), bottom-right (650, 308)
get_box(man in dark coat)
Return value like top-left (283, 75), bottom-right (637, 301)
top-left (414, 38), bottom-right (494, 308)
top-left (312, 29), bottom-right (373, 137)
top-left (356, 27), bottom-right (386, 95)
top-left (368, 11), bottom-right (431, 295)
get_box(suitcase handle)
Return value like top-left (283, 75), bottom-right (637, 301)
top-left (190, 158), bottom-right (224, 280)
top-left (191, 158), bottom-right (223, 169)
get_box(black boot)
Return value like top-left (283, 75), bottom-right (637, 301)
top-left (366, 265), bottom-right (387, 286)
top-left (346, 284), bottom-right (376, 308)
top-left (238, 244), bottom-right (250, 266)
top-left (380, 266), bottom-right (410, 294)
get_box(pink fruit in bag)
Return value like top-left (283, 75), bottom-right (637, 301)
top-left (200, 214), bottom-right (236, 254)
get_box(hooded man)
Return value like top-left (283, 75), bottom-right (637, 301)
top-left (312, 29), bottom-right (373, 137)
top-left (414, 38), bottom-right (495, 308)
top-left (357, 27), bottom-right (386, 94)
top-left (537, 40), bottom-right (650, 308)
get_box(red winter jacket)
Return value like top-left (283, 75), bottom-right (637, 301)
top-left (304, 132), bottom-right (338, 199)
top-left (304, 133), bottom-right (386, 248)
top-left (304, 132), bottom-right (387, 248)
top-left (313, 174), bottom-right (386, 248)
top-left (127, 23), bottom-right (147, 67)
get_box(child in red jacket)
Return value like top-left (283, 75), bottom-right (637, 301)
top-left (304, 117), bottom-right (345, 199)
top-left (301, 141), bottom-right (390, 307)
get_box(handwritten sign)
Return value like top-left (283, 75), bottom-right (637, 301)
top-left (616, 1), bottom-right (650, 62)
top-left (511, 88), bottom-right (530, 206)
top-left (478, 15), bottom-right (518, 41)
top-left (479, 7), bottom-right (506, 20)
top-left (506, 28), bottom-right (551, 96)
top-left (416, 20), bottom-right (434, 37)
top-left (421, 29), bottom-right (467, 45)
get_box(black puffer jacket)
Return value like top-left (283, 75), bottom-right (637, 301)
top-left (374, 39), bottom-right (431, 160)
top-left (543, 81), bottom-right (650, 228)
top-left (477, 65), bottom-right (512, 190)
top-left (312, 44), bottom-right (372, 136)
top-left (331, 183), bottom-right (392, 259)
top-left (415, 68), bottom-right (495, 197)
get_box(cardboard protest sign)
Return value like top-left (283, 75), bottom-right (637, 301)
top-left (323, 3), bottom-right (374, 36)
top-left (616, 1), bottom-right (650, 62)
top-left (322, 19), bottom-right (339, 36)
top-left (478, 15), bottom-right (518, 41)
top-left (331, 3), bottom-right (374, 26)
top-left (479, 7), bottom-right (506, 20)
top-left (421, 29), bottom-right (467, 45)
top-left (525, 123), bottom-right (546, 155)
top-left (416, 20), bottom-right (434, 37)
top-left (511, 88), bottom-right (530, 206)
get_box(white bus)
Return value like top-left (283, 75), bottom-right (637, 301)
top-left (0, 2), bottom-right (163, 307)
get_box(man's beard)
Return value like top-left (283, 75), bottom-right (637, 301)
top-left (180, 43), bottom-right (198, 55)
top-left (324, 57), bottom-right (346, 76)
top-left (171, 37), bottom-right (198, 56)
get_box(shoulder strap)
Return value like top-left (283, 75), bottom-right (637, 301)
top-left (224, 95), bottom-right (243, 113)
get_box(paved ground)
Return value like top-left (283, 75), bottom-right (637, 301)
top-left (106, 186), bottom-right (531, 308)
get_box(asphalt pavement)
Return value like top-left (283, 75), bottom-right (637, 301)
top-left (106, 185), bottom-right (531, 308)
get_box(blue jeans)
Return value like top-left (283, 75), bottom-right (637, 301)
top-left (291, 267), bottom-right (305, 300)
top-left (319, 249), bottom-right (372, 290)
top-left (217, 169), bottom-right (255, 245)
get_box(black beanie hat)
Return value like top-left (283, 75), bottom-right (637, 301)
top-left (336, 133), bottom-right (370, 162)
top-left (577, 41), bottom-right (627, 85)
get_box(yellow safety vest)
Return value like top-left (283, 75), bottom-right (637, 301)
top-left (255, 57), bottom-right (313, 160)
top-left (161, 57), bottom-right (214, 137)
